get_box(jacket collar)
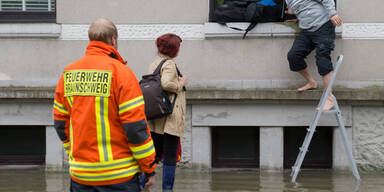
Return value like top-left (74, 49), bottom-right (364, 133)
top-left (86, 41), bottom-right (127, 64)
top-left (158, 53), bottom-right (172, 60)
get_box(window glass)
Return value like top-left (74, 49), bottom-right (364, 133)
top-left (212, 127), bottom-right (259, 168)
top-left (0, 126), bottom-right (46, 165)
top-left (284, 127), bottom-right (333, 169)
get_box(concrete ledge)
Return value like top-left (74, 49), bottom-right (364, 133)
top-left (0, 24), bottom-right (61, 38)
top-left (0, 87), bottom-right (55, 100)
top-left (204, 22), bottom-right (342, 38)
top-left (186, 88), bottom-right (384, 105)
top-left (1, 87), bottom-right (383, 104)
top-left (61, 24), bottom-right (204, 40)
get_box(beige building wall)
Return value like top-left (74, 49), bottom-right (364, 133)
top-left (340, 0), bottom-right (384, 23)
top-left (1, 38), bottom-right (384, 88)
top-left (56, 0), bottom-right (208, 24)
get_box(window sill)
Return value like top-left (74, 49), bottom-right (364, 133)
top-left (204, 22), bottom-right (342, 38)
top-left (0, 24), bottom-right (60, 38)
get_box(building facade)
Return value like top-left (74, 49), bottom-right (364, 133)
top-left (0, 0), bottom-right (384, 171)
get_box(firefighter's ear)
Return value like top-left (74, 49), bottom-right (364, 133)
top-left (111, 36), bottom-right (118, 49)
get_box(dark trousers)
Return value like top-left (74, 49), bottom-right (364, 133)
top-left (151, 132), bottom-right (179, 190)
top-left (151, 132), bottom-right (179, 166)
top-left (287, 20), bottom-right (336, 76)
top-left (70, 174), bottom-right (140, 192)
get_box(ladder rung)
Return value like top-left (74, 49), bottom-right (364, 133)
top-left (299, 147), bottom-right (308, 152)
top-left (307, 128), bottom-right (315, 132)
top-left (323, 110), bottom-right (338, 114)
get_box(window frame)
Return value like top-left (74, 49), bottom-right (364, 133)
top-left (0, 0), bottom-right (56, 23)
top-left (209, 0), bottom-right (218, 22)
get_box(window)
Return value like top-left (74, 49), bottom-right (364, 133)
top-left (206, 0), bottom-right (339, 37)
top-left (209, 0), bottom-right (337, 22)
top-left (284, 127), bottom-right (333, 169)
top-left (0, 126), bottom-right (46, 165)
top-left (209, 0), bottom-right (286, 22)
top-left (212, 127), bottom-right (259, 168)
top-left (0, 0), bottom-right (56, 23)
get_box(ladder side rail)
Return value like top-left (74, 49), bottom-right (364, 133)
top-left (333, 97), bottom-right (361, 180)
top-left (291, 110), bottom-right (322, 182)
top-left (291, 133), bottom-right (315, 181)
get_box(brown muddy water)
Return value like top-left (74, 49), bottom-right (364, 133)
top-left (0, 167), bottom-right (383, 192)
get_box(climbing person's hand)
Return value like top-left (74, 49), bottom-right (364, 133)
top-left (331, 14), bottom-right (342, 26)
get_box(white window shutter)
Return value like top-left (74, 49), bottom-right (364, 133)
top-left (1, 0), bottom-right (23, 11)
top-left (0, 0), bottom-right (55, 11)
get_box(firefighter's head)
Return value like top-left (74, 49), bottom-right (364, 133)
top-left (88, 18), bottom-right (118, 49)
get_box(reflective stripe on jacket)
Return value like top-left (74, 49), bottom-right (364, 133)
top-left (53, 41), bottom-right (156, 186)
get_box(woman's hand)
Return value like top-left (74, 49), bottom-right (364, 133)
top-left (144, 175), bottom-right (155, 189)
top-left (179, 76), bottom-right (188, 87)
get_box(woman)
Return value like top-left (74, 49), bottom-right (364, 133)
top-left (148, 33), bottom-right (187, 192)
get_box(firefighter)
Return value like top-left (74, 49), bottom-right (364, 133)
top-left (53, 18), bottom-right (156, 192)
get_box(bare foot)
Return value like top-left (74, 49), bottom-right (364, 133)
top-left (316, 96), bottom-right (335, 111)
top-left (297, 81), bottom-right (318, 92)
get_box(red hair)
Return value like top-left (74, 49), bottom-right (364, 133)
top-left (156, 33), bottom-right (182, 58)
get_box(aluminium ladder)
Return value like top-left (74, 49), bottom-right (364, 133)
top-left (290, 55), bottom-right (361, 182)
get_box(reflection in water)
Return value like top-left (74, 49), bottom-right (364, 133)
top-left (0, 167), bottom-right (47, 192)
top-left (0, 167), bottom-right (383, 192)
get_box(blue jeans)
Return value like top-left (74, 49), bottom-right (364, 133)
top-left (70, 174), bottom-right (140, 192)
top-left (287, 20), bottom-right (336, 76)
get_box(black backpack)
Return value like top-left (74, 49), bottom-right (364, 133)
top-left (139, 59), bottom-right (177, 120)
top-left (214, 0), bottom-right (286, 39)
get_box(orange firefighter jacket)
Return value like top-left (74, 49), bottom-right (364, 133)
top-left (53, 41), bottom-right (156, 186)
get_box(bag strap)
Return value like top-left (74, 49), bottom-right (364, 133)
top-left (155, 58), bottom-right (180, 103)
top-left (163, 86), bottom-right (178, 126)
top-left (176, 66), bottom-right (183, 77)
top-left (153, 59), bottom-right (168, 75)
top-left (171, 93), bottom-right (177, 106)
top-left (221, 22), bottom-right (258, 39)
top-left (175, 65), bottom-right (187, 91)
top-left (222, 23), bottom-right (246, 31)
top-left (243, 22), bottom-right (258, 39)
top-left (171, 65), bottom-right (181, 102)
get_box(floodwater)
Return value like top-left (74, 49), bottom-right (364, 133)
top-left (0, 167), bottom-right (383, 192)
